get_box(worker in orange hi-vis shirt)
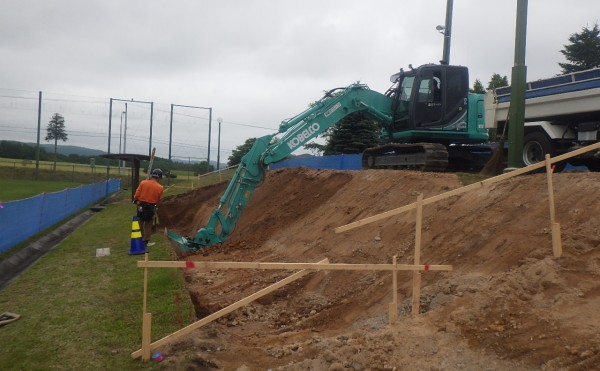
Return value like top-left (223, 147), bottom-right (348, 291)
top-left (133, 168), bottom-right (164, 246)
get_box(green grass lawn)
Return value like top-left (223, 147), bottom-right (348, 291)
top-left (0, 193), bottom-right (196, 370)
top-left (0, 179), bottom-right (84, 201)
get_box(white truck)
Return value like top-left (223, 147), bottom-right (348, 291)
top-left (484, 67), bottom-right (600, 171)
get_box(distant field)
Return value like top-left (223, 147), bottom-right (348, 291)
top-left (0, 179), bottom-right (83, 201)
top-left (0, 157), bottom-right (115, 174)
top-left (0, 157), bottom-right (238, 200)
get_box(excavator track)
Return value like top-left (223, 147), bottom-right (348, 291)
top-left (361, 143), bottom-right (449, 171)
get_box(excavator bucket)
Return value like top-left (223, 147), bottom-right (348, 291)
top-left (166, 229), bottom-right (199, 251)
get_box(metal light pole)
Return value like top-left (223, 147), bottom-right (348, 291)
top-left (124, 103), bottom-right (128, 155)
top-left (108, 98), bottom-right (151, 159)
top-left (217, 117), bottom-right (222, 170)
top-left (207, 108), bottom-right (212, 167)
top-left (436, 0), bottom-right (453, 65)
top-left (169, 104), bottom-right (174, 160)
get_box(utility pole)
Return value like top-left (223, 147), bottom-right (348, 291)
top-left (507, 0), bottom-right (528, 169)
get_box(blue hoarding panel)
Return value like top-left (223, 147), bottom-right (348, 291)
top-left (0, 179), bottom-right (121, 253)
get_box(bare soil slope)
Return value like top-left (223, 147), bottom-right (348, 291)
top-left (157, 167), bottom-right (600, 370)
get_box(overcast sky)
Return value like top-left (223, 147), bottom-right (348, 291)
top-left (1, 0), bottom-right (599, 162)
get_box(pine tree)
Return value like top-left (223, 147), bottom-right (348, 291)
top-left (487, 73), bottom-right (509, 90)
top-left (559, 23), bottom-right (600, 73)
top-left (228, 138), bottom-right (256, 166)
top-left (322, 113), bottom-right (380, 155)
top-left (45, 113), bottom-right (68, 171)
top-left (470, 79), bottom-right (485, 94)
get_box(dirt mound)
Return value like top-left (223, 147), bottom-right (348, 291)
top-left (157, 167), bottom-right (600, 370)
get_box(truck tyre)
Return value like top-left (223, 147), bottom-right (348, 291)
top-left (522, 132), bottom-right (565, 172)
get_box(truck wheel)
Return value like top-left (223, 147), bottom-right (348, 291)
top-left (522, 132), bottom-right (565, 172)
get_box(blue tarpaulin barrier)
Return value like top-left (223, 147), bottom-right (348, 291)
top-left (269, 154), bottom-right (362, 171)
top-left (0, 179), bottom-right (121, 253)
top-left (270, 154), bottom-right (592, 172)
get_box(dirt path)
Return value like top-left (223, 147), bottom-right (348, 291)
top-left (157, 167), bottom-right (600, 370)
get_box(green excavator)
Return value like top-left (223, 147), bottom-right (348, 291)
top-left (169, 63), bottom-right (492, 250)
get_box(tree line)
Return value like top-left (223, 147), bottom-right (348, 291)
top-left (0, 140), bottom-right (214, 176)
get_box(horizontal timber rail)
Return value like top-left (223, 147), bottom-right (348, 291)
top-left (137, 260), bottom-right (452, 271)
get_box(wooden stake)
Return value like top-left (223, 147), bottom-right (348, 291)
top-left (141, 313), bottom-right (152, 361)
top-left (552, 222), bottom-right (563, 258)
top-left (414, 194), bottom-right (423, 266)
top-left (545, 155), bottom-right (557, 224)
top-left (388, 255), bottom-right (398, 324)
top-left (412, 194), bottom-right (424, 316)
top-left (143, 253), bottom-right (149, 315)
top-left (411, 272), bottom-right (421, 316)
top-left (545, 154), bottom-right (562, 258)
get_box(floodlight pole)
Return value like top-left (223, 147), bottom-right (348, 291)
top-left (169, 104), bottom-right (174, 160)
top-left (107, 98), bottom-right (113, 178)
top-left (124, 103), bottom-right (128, 154)
top-left (217, 117), bottom-right (222, 170)
top-left (149, 102), bottom-right (154, 157)
top-left (207, 108), bottom-right (212, 167)
top-left (108, 98), bottom-right (154, 178)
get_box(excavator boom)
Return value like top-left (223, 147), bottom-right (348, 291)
top-left (169, 83), bottom-right (394, 250)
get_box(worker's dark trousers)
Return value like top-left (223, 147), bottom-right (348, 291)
top-left (140, 219), bottom-right (153, 243)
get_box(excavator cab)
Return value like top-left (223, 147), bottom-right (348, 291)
top-left (389, 64), bottom-right (470, 141)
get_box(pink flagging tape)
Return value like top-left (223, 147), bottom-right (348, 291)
top-left (185, 261), bottom-right (196, 268)
top-left (424, 264), bottom-right (430, 271)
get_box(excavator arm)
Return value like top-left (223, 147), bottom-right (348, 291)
top-left (169, 83), bottom-right (394, 250)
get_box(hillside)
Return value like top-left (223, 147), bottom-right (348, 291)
top-left (27, 142), bottom-right (106, 156)
top-left (157, 167), bottom-right (600, 370)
